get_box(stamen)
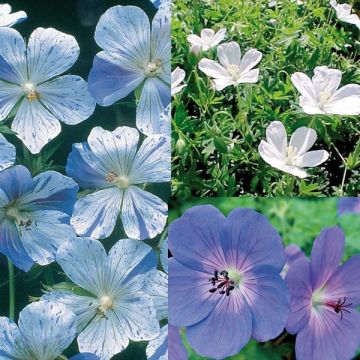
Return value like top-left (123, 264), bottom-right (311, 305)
top-left (208, 269), bottom-right (235, 297)
top-left (145, 59), bottom-right (162, 77)
top-left (106, 171), bottom-right (130, 189)
top-left (22, 82), bottom-right (41, 102)
top-left (97, 295), bottom-right (113, 316)
top-left (326, 297), bottom-right (352, 320)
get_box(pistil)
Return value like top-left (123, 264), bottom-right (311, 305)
top-left (21, 82), bottom-right (41, 101)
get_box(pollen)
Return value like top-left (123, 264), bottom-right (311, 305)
top-left (22, 82), bottom-right (41, 102)
top-left (145, 60), bottom-right (162, 77)
top-left (106, 171), bottom-right (130, 189)
top-left (98, 295), bottom-right (113, 313)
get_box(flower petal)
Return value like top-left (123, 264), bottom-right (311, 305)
top-left (171, 67), bottom-right (186, 88)
top-left (265, 120), bottom-right (287, 156)
top-left (66, 143), bottom-right (109, 189)
top-left (312, 66), bottom-right (342, 97)
top-left (0, 134), bottom-right (15, 171)
top-left (160, 238), bottom-right (168, 273)
top-left (168, 204), bottom-right (226, 273)
top-left (217, 41), bottom-right (241, 68)
top-left (70, 353), bottom-right (100, 360)
top-left (56, 238), bottom-right (108, 296)
top-left (146, 325), bottom-right (168, 360)
top-left (291, 72), bottom-right (317, 101)
top-left (310, 226), bottom-right (344, 291)
top-left (20, 209), bottom-right (76, 266)
top-left (169, 325), bottom-right (187, 360)
top-left (88, 51), bottom-right (145, 106)
top-left (238, 68), bottom-right (260, 83)
top-left (258, 140), bottom-right (286, 170)
top-left (186, 292), bottom-right (252, 359)
top-left (129, 134), bottom-right (170, 184)
top-left (239, 48), bottom-right (262, 74)
top-left (38, 75), bottom-right (95, 125)
top-left (18, 301), bottom-right (77, 360)
top-left (136, 77), bottom-right (171, 136)
top-left (0, 317), bottom-right (24, 358)
top-left (169, 258), bottom-right (217, 327)
top-left (297, 150), bottom-right (329, 168)
top-left (27, 28), bottom-right (79, 83)
top-left (298, 95), bottom-right (323, 114)
top-left (0, 80), bottom-right (22, 120)
top-left (289, 126), bottom-right (317, 155)
top-left (222, 208), bottom-right (285, 272)
top-left (198, 58), bottom-right (229, 79)
top-left (285, 258), bottom-right (312, 334)
top-left (325, 84), bottom-right (360, 115)
top-left (121, 186), bottom-right (167, 240)
top-left (11, 99), bottom-right (61, 154)
top-left (212, 28), bottom-right (226, 46)
top-left (95, 5), bottom-right (150, 66)
top-left (0, 4), bottom-right (26, 27)
top-left (71, 187), bottom-right (122, 239)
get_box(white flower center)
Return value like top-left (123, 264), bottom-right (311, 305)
top-left (319, 90), bottom-right (331, 107)
top-left (98, 295), bottom-right (113, 314)
top-left (106, 171), bottom-right (130, 189)
top-left (21, 82), bottom-right (40, 101)
top-left (4, 206), bottom-right (33, 229)
top-left (227, 268), bottom-right (242, 287)
top-left (145, 60), bottom-right (162, 77)
top-left (226, 64), bottom-right (241, 81)
top-left (285, 145), bottom-right (300, 166)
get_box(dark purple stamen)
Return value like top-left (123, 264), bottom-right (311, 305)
top-left (208, 270), bottom-right (235, 296)
top-left (326, 297), bottom-right (352, 320)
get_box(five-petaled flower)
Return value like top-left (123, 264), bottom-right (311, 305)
top-left (88, 5), bottom-right (171, 136)
top-left (169, 205), bottom-right (290, 359)
top-left (0, 300), bottom-right (100, 360)
top-left (43, 237), bottom-right (160, 360)
top-left (258, 121), bottom-right (329, 178)
top-left (0, 3), bottom-right (26, 27)
top-left (171, 67), bottom-right (186, 96)
top-left (0, 165), bottom-right (78, 271)
top-left (67, 126), bottom-right (169, 240)
top-left (198, 41), bottom-right (262, 90)
top-left (0, 27), bottom-right (96, 154)
top-left (330, 0), bottom-right (360, 29)
top-left (0, 134), bottom-right (15, 171)
top-left (187, 28), bottom-right (226, 53)
top-left (286, 226), bottom-right (360, 360)
top-left (291, 66), bottom-right (360, 115)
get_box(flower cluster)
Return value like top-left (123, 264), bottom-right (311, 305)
top-left (0, 1), bottom-right (169, 359)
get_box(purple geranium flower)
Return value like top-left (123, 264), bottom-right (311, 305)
top-left (169, 325), bottom-right (187, 360)
top-left (286, 226), bottom-right (360, 360)
top-left (338, 197), bottom-right (360, 215)
top-left (281, 244), bottom-right (306, 278)
top-left (169, 205), bottom-right (290, 359)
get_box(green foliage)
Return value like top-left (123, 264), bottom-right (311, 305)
top-left (172, 0), bottom-right (360, 197)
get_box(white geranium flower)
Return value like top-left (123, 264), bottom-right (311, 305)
top-left (330, 0), bottom-right (360, 29)
top-left (291, 66), bottom-right (360, 115)
top-left (187, 28), bottom-right (226, 52)
top-left (171, 67), bottom-right (186, 96)
top-left (0, 4), bottom-right (26, 27)
top-left (198, 41), bottom-right (262, 91)
top-left (258, 121), bottom-right (329, 178)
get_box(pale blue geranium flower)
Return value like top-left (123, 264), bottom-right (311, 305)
top-left (43, 237), bottom-right (160, 360)
top-left (146, 324), bottom-right (168, 360)
top-left (0, 133), bottom-right (15, 171)
top-left (88, 5), bottom-right (170, 135)
top-left (0, 300), bottom-right (100, 360)
top-left (66, 126), bottom-right (170, 240)
top-left (0, 27), bottom-right (96, 154)
top-left (0, 165), bottom-right (78, 271)
top-left (0, 4), bottom-right (26, 27)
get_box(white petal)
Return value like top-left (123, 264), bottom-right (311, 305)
top-left (198, 58), bottom-right (229, 79)
top-left (239, 48), bottom-right (262, 74)
top-left (297, 150), bottom-right (329, 167)
top-left (325, 84), bottom-right (360, 115)
top-left (171, 67), bottom-right (186, 89)
top-left (121, 186), bottom-right (167, 240)
top-left (266, 121), bottom-right (287, 156)
top-left (19, 301), bottom-right (77, 360)
top-left (200, 28), bottom-right (215, 40)
top-left (187, 34), bottom-right (203, 47)
top-left (312, 66), bottom-right (342, 97)
top-left (158, 104), bottom-right (171, 135)
top-left (27, 28), bottom-right (79, 84)
top-left (291, 72), bottom-right (317, 101)
top-left (129, 134), bottom-right (170, 184)
top-left (0, 80), bottom-right (22, 121)
top-left (212, 77), bottom-right (234, 90)
top-left (0, 134), bottom-right (15, 171)
top-left (0, 4), bottom-right (11, 16)
top-left (87, 126), bottom-right (139, 176)
top-left (289, 126), bottom-right (317, 155)
top-left (95, 5), bottom-right (150, 67)
top-left (298, 95), bottom-right (323, 114)
top-left (151, 8), bottom-right (170, 63)
top-left (71, 188), bottom-right (123, 239)
top-left (217, 41), bottom-right (241, 68)
top-left (160, 238), bottom-right (168, 273)
top-left (279, 164), bottom-right (308, 178)
top-left (136, 77), bottom-right (170, 136)
top-left (11, 99), bottom-right (61, 154)
top-left (238, 68), bottom-right (260, 83)
top-left (341, 14), bottom-right (360, 27)
top-left (258, 140), bottom-right (286, 169)
top-left (146, 325), bottom-right (168, 360)
top-left (0, 10), bottom-right (27, 27)
top-left (212, 28), bottom-right (226, 47)
top-left (38, 75), bottom-right (95, 125)
top-left (56, 238), bottom-right (107, 296)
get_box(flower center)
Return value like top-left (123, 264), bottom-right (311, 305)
top-left (208, 269), bottom-right (240, 296)
top-left (145, 60), bottom-right (162, 77)
top-left (325, 297), bottom-right (352, 320)
top-left (285, 145), bottom-right (300, 166)
top-left (21, 82), bottom-right (41, 102)
top-left (106, 171), bottom-right (130, 189)
top-left (4, 206), bottom-right (33, 229)
top-left (226, 64), bottom-right (241, 81)
top-left (98, 295), bottom-right (113, 315)
top-left (319, 90), bottom-right (331, 106)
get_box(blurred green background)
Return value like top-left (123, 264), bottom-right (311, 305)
top-left (0, 1), bottom-right (169, 359)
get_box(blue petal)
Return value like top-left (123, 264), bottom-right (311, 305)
top-left (20, 170), bottom-right (78, 215)
top-left (0, 316), bottom-right (25, 358)
top-left (160, 238), bottom-right (168, 273)
top-left (88, 51), bottom-right (144, 106)
top-left (146, 325), bottom-right (168, 360)
top-left (70, 354), bottom-right (100, 360)
top-left (0, 79), bottom-right (22, 121)
top-left (150, 0), bottom-right (161, 9)
top-left (38, 75), bottom-right (96, 125)
top-left (169, 325), bottom-right (188, 360)
top-left (0, 134), bottom-right (15, 171)
top-left (66, 142), bottom-right (109, 189)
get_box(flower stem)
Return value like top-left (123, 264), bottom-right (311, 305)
top-left (7, 258), bottom-right (15, 321)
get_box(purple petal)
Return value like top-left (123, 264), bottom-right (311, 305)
top-left (295, 308), bottom-right (360, 360)
top-left (310, 227), bottom-right (344, 291)
top-left (169, 258), bottom-right (217, 327)
top-left (285, 259), bottom-right (312, 334)
top-left (285, 244), bottom-right (306, 266)
top-left (168, 325), bottom-right (187, 360)
top-left (243, 266), bottom-right (290, 341)
top-left (186, 291), bottom-right (252, 359)
top-left (221, 208), bottom-right (285, 272)
top-left (168, 205), bottom-right (226, 273)
top-left (338, 198), bottom-right (360, 215)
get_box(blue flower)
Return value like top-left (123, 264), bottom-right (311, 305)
top-left (0, 27), bottom-right (96, 154)
top-left (66, 126), bottom-right (170, 240)
top-left (0, 300), bottom-right (78, 359)
top-left (0, 4), bottom-right (27, 27)
top-left (338, 197), bottom-right (360, 215)
top-left (168, 325), bottom-right (188, 360)
top-left (43, 237), bottom-right (160, 360)
top-left (0, 165), bottom-right (78, 271)
top-left (88, 5), bottom-right (170, 135)
top-left (0, 134), bottom-right (15, 171)
top-left (169, 205), bottom-right (290, 359)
